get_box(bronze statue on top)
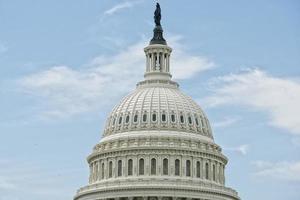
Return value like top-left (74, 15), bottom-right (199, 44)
top-left (150, 2), bottom-right (166, 45)
top-left (154, 3), bottom-right (161, 26)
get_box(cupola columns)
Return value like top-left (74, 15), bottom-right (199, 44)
top-left (144, 3), bottom-right (172, 81)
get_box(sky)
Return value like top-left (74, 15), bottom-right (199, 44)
top-left (0, 0), bottom-right (300, 200)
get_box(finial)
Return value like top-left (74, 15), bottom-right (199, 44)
top-left (150, 2), bottom-right (167, 45)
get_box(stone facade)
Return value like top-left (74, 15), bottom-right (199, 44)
top-left (74, 5), bottom-right (240, 200)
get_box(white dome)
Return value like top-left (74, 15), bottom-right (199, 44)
top-left (103, 81), bottom-right (213, 139)
top-left (74, 7), bottom-right (240, 199)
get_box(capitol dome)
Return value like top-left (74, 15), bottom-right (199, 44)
top-left (74, 3), bottom-right (240, 200)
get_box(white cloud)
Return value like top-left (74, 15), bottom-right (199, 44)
top-left (253, 161), bottom-right (300, 182)
top-left (204, 69), bottom-right (300, 135)
top-left (0, 43), bottom-right (8, 54)
top-left (104, 0), bottom-right (142, 16)
top-left (0, 159), bottom-right (83, 200)
top-left (18, 36), bottom-right (214, 119)
top-left (224, 144), bottom-right (249, 155)
top-left (213, 117), bottom-right (240, 128)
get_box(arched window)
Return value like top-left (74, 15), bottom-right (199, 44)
top-left (163, 158), bottom-right (168, 175)
top-left (118, 116), bottom-right (122, 124)
top-left (151, 158), bottom-right (156, 175)
top-left (175, 159), bottom-right (180, 176)
top-left (143, 114), bottom-right (147, 122)
top-left (128, 159), bottom-right (133, 176)
top-left (171, 114), bottom-right (176, 123)
top-left (112, 117), bottom-right (116, 126)
top-left (109, 161), bottom-right (113, 178)
top-left (152, 113), bottom-right (157, 122)
top-left (186, 160), bottom-right (191, 177)
top-left (118, 160), bottom-right (122, 176)
top-left (133, 114), bottom-right (138, 123)
top-left (101, 163), bottom-right (104, 179)
top-left (205, 163), bottom-right (209, 180)
top-left (161, 113), bottom-right (166, 122)
top-left (196, 161), bottom-right (201, 178)
top-left (139, 158), bottom-right (144, 175)
top-left (213, 164), bottom-right (216, 181)
top-left (125, 115), bottom-right (130, 124)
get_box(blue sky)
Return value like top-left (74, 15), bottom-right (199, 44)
top-left (0, 0), bottom-right (300, 200)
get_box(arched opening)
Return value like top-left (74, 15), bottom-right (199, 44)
top-left (109, 161), bottom-right (113, 178)
top-left (205, 163), bottom-right (209, 180)
top-left (118, 160), bottom-right (122, 177)
top-left (196, 161), bottom-right (201, 178)
top-left (213, 164), bottom-right (216, 181)
top-left (128, 159), bottom-right (133, 176)
top-left (101, 163), bottom-right (104, 179)
top-left (163, 158), bottom-right (168, 175)
top-left (151, 158), bottom-right (156, 175)
top-left (139, 158), bottom-right (144, 175)
top-left (186, 160), bottom-right (191, 176)
top-left (175, 159), bottom-right (180, 176)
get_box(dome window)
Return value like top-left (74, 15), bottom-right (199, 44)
top-left (195, 117), bottom-right (199, 126)
top-left (171, 114), bottom-right (176, 123)
top-left (133, 114), bottom-right (138, 123)
top-left (118, 160), bottom-right (122, 177)
top-left (196, 161), bottom-right (201, 178)
top-left (151, 158), bottom-right (156, 175)
top-left (180, 115), bottom-right (184, 123)
top-left (161, 113), bottom-right (166, 122)
top-left (142, 113), bottom-right (147, 122)
top-left (175, 159), bottom-right (180, 176)
top-left (109, 161), bottom-right (113, 178)
top-left (128, 159), bottom-right (133, 176)
top-left (139, 158), bottom-right (145, 175)
top-left (163, 158), bottom-right (169, 175)
top-left (186, 160), bottom-right (191, 177)
top-left (152, 113), bottom-right (157, 122)
top-left (118, 116), bottom-right (122, 125)
top-left (205, 163), bottom-right (209, 180)
top-left (188, 116), bottom-right (192, 125)
top-left (125, 115), bottom-right (130, 124)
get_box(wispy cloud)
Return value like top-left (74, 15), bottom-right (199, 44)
top-left (253, 160), bottom-right (300, 182)
top-left (204, 69), bottom-right (300, 135)
top-left (213, 116), bottom-right (240, 128)
top-left (18, 36), bottom-right (214, 120)
top-left (104, 0), bottom-right (142, 16)
top-left (224, 144), bottom-right (250, 155)
top-left (0, 159), bottom-right (83, 200)
top-left (0, 42), bottom-right (8, 54)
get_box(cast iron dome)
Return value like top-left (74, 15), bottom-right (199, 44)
top-left (74, 3), bottom-right (240, 200)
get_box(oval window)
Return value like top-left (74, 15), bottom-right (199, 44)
top-left (143, 114), bottom-right (147, 122)
top-left (125, 115), bottom-right (130, 123)
top-left (180, 115), bottom-right (184, 123)
top-left (152, 113), bottom-right (157, 122)
top-left (162, 114), bottom-right (166, 122)
top-left (171, 114), bottom-right (176, 122)
top-left (188, 116), bottom-right (192, 124)
top-left (134, 114), bottom-right (138, 123)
